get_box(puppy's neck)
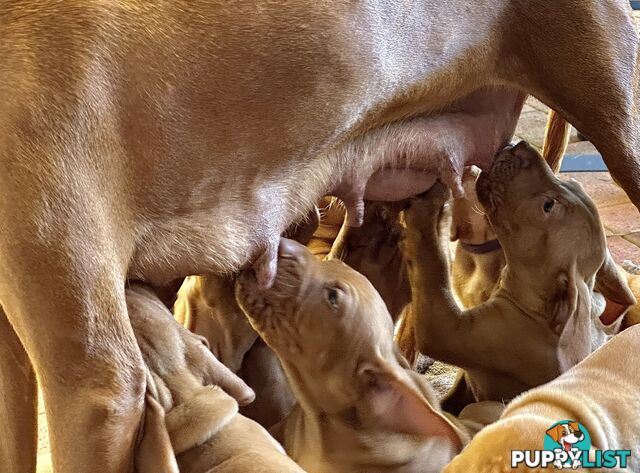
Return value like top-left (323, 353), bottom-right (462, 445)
top-left (498, 266), bottom-right (570, 320)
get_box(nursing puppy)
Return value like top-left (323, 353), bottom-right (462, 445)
top-left (444, 325), bottom-right (640, 473)
top-left (329, 200), bottom-right (410, 322)
top-left (451, 112), bottom-right (569, 309)
top-left (126, 283), bottom-right (303, 473)
top-left (174, 275), bottom-right (296, 430)
top-left (236, 238), bottom-right (500, 473)
top-left (403, 142), bottom-right (635, 406)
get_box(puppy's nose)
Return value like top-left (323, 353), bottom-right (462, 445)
top-left (278, 238), bottom-right (306, 260)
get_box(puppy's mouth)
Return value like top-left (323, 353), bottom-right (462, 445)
top-left (236, 239), bottom-right (307, 331)
top-left (476, 141), bottom-right (533, 212)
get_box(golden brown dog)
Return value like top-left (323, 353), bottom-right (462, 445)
top-left (444, 325), bottom-right (640, 472)
top-left (1, 2), bottom-right (638, 471)
top-left (451, 111), bottom-right (570, 309)
top-left (236, 238), bottom-right (503, 473)
top-left (397, 111), bottom-right (570, 364)
top-left (403, 143), bottom-right (635, 407)
top-left (126, 283), bottom-right (303, 473)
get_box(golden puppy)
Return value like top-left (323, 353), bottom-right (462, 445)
top-left (329, 200), bottom-right (410, 322)
top-left (126, 283), bottom-right (303, 473)
top-left (403, 142), bottom-right (635, 408)
top-left (236, 239), bottom-right (503, 473)
top-left (444, 325), bottom-right (640, 472)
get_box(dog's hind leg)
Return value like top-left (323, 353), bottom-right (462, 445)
top-left (0, 306), bottom-right (38, 473)
top-left (497, 0), bottom-right (640, 210)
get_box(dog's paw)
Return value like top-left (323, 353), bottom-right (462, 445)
top-left (403, 181), bottom-right (451, 247)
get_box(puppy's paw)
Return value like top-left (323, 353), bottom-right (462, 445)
top-left (403, 181), bottom-right (451, 251)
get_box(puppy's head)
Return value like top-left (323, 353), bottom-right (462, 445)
top-left (477, 142), bottom-right (635, 369)
top-left (237, 238), bottom-right (460, 444)
top-left (237, 238), bottom-right (395, 377)
top-left (477, 142), bottom-right (605, 275)
top-left (546, 422), bottom-right (584, 445)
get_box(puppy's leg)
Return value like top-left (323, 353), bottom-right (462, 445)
top-left (403, 183), bottom-right (549, 374)
top-left (0, 306), bottom-right (37, 473)
top-left (498, 1), bottom-right (640, 209)
top-left (0, 246), bottom-right (145, 473)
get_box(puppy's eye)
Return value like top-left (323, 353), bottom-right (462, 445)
top-left (543, 199), bottom-right (555, 213)
top-left (325, 287), bottom-right (341, 309)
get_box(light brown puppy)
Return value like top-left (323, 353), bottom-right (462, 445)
top-left (126, 283), bottom-right (303, 473)
top-left (1, 2), bottom-right (638, 471)
top-left (329, 201), bottom-right (410, 322)
top-left (444, 325), bottom-right (640, 473)
top-left (236, 238), bottom-right (502, 473)
top-left (403, 142), bottom-right (635, 406)
top-left (174, 275), bottom-right (295, 430)
top-left (450, 111), bottom-right (570, 309)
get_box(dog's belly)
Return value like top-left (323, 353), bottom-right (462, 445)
top-left (333, 88), bottom-right (526, 209)
top-left (126, 88), bottom-right (524, 284)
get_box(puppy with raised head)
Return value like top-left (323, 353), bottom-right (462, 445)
top-left (403, 142), bottom-right (635, 407)
top-left (236, 238), bottom-right (502, 473)
top-left (126, 283), bottom-right (303, 473)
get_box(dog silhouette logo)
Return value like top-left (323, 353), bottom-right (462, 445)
top-left (511, 419), bottom-right (631, 469)
top-left (543, 421), bottom-right (591, 469)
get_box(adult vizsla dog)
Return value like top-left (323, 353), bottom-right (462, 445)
top-left (403, 143), bottom-right (635, 407)
top-left (1, 2), bottom-right (638, 472)
top-left (444, 325), bottom-right (640, 473)
top-left (236, 238), bottom-right (503, 473)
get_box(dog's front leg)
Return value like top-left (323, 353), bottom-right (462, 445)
top-left (0, 306), bottom-right (38, 473)
top-left (0, 251), bottom-right (145, 473)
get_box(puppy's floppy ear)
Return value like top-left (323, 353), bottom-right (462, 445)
top-left (569, 421), bottom-right (581, 432)
top-left (358, 360), bottom-right (461, 448)
top-left (165, 385), bottom-right (238, 455)
top-left (551, 270), bottom-right (593, 372)
top-left (545, 424), bottom-right (563, 443)
top-left (135, 395), bottom-right (179, 473)
top-left (595, 250), bottom-right (636, 325)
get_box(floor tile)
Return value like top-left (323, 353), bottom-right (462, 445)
top-left (597, 202), bottom-right (640, 235)
top-left (559, 172), bottom-right (629, 209)
top-left (605, 235), bottom-right (640, 264)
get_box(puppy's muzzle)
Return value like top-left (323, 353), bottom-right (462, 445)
top-left (476, 141), bottom-right (535, 210)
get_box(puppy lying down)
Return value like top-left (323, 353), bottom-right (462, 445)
top-left (444, 324), bottom-right (640, 472)
top-left (236, 238), bottom-right (502, 473)
top-left (126, 283), bottom-right (304, 473)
